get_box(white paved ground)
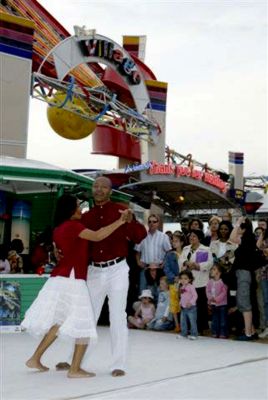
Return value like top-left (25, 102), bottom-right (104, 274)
top-left (1, 327), bottom-right (268, 400)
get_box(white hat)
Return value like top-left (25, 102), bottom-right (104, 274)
top-left (139, 289), bottom-right (154, 300)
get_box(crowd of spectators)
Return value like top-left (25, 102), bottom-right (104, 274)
top-left (127, 215), bottom-right (268, 341)
top-left (1, 212), bottom-right (268, 341)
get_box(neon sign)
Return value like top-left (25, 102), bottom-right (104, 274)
top-left (148, 161), bottom-right (227, 193)
top-left (124, 161), bottom-right (152, 173)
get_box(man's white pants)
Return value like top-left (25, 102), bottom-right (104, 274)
top-left (86, 259), bottom-right (129, 371)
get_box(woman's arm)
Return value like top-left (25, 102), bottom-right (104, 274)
top-left (79, 210), bottom-right (127, 242)
top-left (256, 231), bottom-right (264, 249)
top-left (229, 217), bottom-right (244, 244)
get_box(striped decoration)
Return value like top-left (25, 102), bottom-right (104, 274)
top-left (0, 0), bottom-right (103, 88)
top-left (0, 13), bottom-right (34, 59)
top-left (145, 80), bottom-right (168, 112)
top-left (123, 36), bottom-right (140, 58)
top-left (229, 151), bottom-right (244, 165)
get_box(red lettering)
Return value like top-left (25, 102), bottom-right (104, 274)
top-left (191, 169), bottom-right (202, 180)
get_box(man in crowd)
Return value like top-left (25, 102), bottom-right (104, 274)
top-left (135, 214), bottom-right (171, 293)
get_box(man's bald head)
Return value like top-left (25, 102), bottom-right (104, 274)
top-left (92, 176), bottom-right (112, 205)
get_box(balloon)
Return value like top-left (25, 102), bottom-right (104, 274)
top-left (47, 92), bottom-right (97, 140)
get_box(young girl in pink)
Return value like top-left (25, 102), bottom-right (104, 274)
top-left (206, 263), bottom-right (228, 338)
top-left (177, 270), bottom-right (198, 340)
top-left (128, 289), bottom-right (155, 329)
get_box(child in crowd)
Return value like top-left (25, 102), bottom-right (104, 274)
top-left (164, 232), bottom-right (186, 333)
top-left (177, 270), bottom-right (198, 340)
top-left (206, 263), bottom-right (228, 338)
top-left (147, 276), bottom-right (174, 331)
top-left (128, 289), bottom-right (155, 329)
top-left (145, 263), bottom-right (164, 303)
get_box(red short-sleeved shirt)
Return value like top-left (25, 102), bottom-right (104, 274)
top-left (81, 201), bottom-right (147, 262)
top-left (51, 220), bottom-right (89, 280)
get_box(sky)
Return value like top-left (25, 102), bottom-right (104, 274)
top-left (26, 0), bottom-right (268, 176)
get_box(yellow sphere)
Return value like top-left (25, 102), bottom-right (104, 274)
top-left (47, 93), bottom-right (96, 140)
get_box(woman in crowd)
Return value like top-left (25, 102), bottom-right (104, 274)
top-left (210, 221), bottom-right (237, 283)
top-left (188, 218), bottom-right (204, 232)
top-left (180, 229), bottom-right (213, 334)
top-left (256, 227), bottom-right (268, 338)
top-left (21, 194), bottom-right (128, 378)
top-left (230, 217), bottom-right (258, 340)
top-left (204, 215), bottom-right (221, 246)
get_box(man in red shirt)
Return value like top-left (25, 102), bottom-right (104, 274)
top-left (57, 176), bottom-right (147, 377)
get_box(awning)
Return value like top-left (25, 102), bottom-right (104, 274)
top-left (119, 176), bottom-right (236, 216)
top-left (0, 156), bottom-right (93, 194)
top-left (0, 156), bottom-right (132, 203)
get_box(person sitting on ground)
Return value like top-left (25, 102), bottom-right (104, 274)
top-left (147, 276), bottom-right (174, 331)
top-left (128, 289), bottom-right (155, 329)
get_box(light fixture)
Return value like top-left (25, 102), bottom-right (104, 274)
top-left (175, 195), bottom-right (185, 203)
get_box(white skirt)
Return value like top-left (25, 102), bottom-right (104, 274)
top-left (21, 275), bottom-right (97, 343)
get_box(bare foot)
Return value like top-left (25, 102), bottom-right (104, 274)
top-left (55, 362), bottom-right (71, 371)
top-left (26, 358), bottom-right (49, 372)
top-left (67, 368), bottom-right (96, 378)
top-left (111, 369), bottom-right (125, 377)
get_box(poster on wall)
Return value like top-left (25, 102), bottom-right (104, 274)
top-left (0, 280), bottom-right (21, 332)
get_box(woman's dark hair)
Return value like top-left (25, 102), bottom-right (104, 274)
top-left (172, 232), bottom-right (187, 247)
top-left (189, 229), bottom-right (205, 243)
top-left (179, 269), bottom-right (194, 283)
top-left (218, 220), bottom-right (233, 239)
top-left (54, 194), bottom-right (78, 227)
top-left (189, 218), bottom-right (204, 231)
top-left (240, 217), bottom-right (253, 236)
